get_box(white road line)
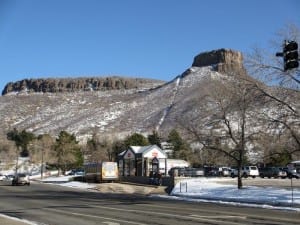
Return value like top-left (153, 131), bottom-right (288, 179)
top-left (46, 204), bottom-right (248, 225)
top-left (69, 212), bottom-right (147, 225)
top-left (45, 208), bottom-right (147, 225)
top-left (102, 222), bottom-right (120, 225)
top-left (91, 205), bottom-right (247, 225)
top-left (189, 214), bottom-right (247, 219)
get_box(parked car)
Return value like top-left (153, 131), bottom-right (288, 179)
top-left (281, 167), bottom-right (300, 179)
top-left (66, 168), bottom-right (85, 176)
top-left (12, 173), bottom-right (30, 186)
top-left (0, 174), bottom-right (6, 181)
top-left (168, 167), bottom-right (185, 177)
top-left (0, 175), bottom-right (14, 185)
top-left (277, 167), bottom-right (288, 178)
top-left (6, 174), bottom-right (15, 180)
top-left (204, 166), bottom-right (219, 177)
top-left (230, 167), bottom-right (238, 178)
top-left (219, 167), bottom-right (230, 177)
top-left (259, 167), bottom-right (287, 179)
top-left (230, 166), bottom-right (259, 178)
top-left (183, 167), bottom-right (205, 177)
top-left (242, 166), bottom-right (259, 178)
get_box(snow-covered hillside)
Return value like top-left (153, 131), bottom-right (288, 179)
top-left (0, 64), bottom-right (219, 141)
top-left (0, 49), bottom-right (298, 149)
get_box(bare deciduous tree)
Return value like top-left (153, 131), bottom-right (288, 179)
top-left (0, 137), bottom-right (17, 169)
top-left (29, 134), bottom-right (56, 172)
top-left (85, 133), bottom-right (119, 162)
top-left (180, 76), bottom-right (262, 189)
top-left (245, 23), bottom-right (300, 89)
top-left (245, 23), bottom-right (300, 160)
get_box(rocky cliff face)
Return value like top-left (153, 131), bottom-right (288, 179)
top-left (192, 48), bottom-right (247, 75)
top-left (2, 77), bottom-right (164, 95)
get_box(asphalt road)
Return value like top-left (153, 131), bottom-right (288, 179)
top-left (0, 182), bottom-right (299, 225)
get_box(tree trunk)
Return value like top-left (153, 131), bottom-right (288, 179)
top-left (238, 175), bottom-right (243, 189)
top-left (237, 163), bottom-right (243, 189)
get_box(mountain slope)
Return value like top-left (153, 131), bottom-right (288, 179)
top-left (0, 49), bottom-right (263, 143)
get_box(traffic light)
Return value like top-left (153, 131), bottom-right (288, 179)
top-left (283, 41), bottom-right (299, 71)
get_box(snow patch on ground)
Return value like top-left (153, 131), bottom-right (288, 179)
top-left (170, 178), bottom-right (300, 211)
top-left (40, 175), bottom-right (300, 211)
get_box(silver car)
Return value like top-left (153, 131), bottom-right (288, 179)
top-left (0, 175), bottom-right (14, 186)
top-left (12, 173), bottom-right (30, 186)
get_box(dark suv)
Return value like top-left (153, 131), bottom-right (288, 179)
top-left (12, 173), bottom-right (30, 186)
top-left (281, 167), bottom-right (300, 179)
top-left (259, 167), bottom-right (287, 179)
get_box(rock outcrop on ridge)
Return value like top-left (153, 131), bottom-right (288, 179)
top-left (192, 48), bottom-right (247, 75)
top-left (2, 77), bottom-right (164, 95)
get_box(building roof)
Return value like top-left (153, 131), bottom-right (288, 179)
top-left (119, 145), bottom-right (167, 159)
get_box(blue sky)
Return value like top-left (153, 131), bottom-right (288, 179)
top-left (0, 0), bottom-right (299, 92)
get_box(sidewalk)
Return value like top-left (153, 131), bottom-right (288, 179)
top-left (0, 215), bottom-right (36, 225)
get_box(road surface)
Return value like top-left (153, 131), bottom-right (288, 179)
top-left (0, 182), bottom-right (299, 225)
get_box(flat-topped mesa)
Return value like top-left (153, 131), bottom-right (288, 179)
top-left (1, 77), bottom-right (164, 95)
top-left (192, 48), bottom-right (247, 75)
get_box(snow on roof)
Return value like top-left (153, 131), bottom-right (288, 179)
top-left (129, 145), bottom-right (164, 155)
top-left (130, 146), bottom-right (144, 153)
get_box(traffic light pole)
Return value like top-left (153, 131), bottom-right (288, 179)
top-left (276, 40), bottom-right (299, 71)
